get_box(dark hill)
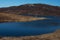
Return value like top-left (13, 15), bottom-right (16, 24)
top-left (0, 4), bottom-right (60, 16)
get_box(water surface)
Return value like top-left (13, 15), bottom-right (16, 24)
top-left (0, 16), bottom-right (60, 36)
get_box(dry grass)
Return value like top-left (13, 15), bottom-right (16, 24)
top-left (0, 13), bottom-right (48, 22)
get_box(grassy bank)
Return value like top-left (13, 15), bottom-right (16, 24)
top-left (0, 13), bottom-right (48, 22)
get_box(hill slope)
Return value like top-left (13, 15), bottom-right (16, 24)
top-left (0, 4), bottom-right (60, 16)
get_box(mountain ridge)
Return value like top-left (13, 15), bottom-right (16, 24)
top-left (0, 4), bottom-right (60, 16)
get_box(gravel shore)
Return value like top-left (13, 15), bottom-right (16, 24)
top-left (0, 30), bottom-right (60, 40)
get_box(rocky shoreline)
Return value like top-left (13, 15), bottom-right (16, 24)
top-left (0, 30), bottom-right (60, 40)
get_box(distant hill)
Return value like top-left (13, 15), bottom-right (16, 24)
top-left (0, 4), bottom-right (60, 16)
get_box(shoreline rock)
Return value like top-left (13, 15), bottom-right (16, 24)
top-left (0, 30), bottom-right (60, 40)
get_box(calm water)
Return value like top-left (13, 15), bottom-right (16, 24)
top-left (0, 16), bottom-right (60, 36)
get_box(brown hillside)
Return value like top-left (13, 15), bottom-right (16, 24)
top-left (0, 4), bottom-right (60, 16)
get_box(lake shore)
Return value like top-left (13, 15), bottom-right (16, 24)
top-left (0, 30), bottom-right (60, 40)
top-left (0, 13), bottom-right (48, 23)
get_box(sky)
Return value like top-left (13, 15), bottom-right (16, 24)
top-left (0, 0), bottom-right (60, 7)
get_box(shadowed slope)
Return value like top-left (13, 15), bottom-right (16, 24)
top-left (0, 4), bottom-right (60, 16)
